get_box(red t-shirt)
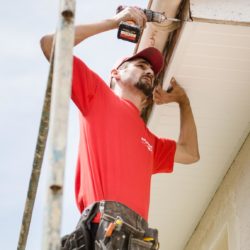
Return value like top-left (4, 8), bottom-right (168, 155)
top-left (71, 56), bottom-right (176, 221)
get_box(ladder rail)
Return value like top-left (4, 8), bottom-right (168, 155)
top-left (42, 0), bottom-right (76, 249)
top-left (17, 44), bottom-right (55, 250)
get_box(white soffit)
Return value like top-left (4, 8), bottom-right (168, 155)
top-left (147, 20), bottom-right (250, 250)
top-left (190, 0), bottom-right (250, 24)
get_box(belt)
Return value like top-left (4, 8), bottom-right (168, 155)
top-left (80, 201), bottom-right (148, 232)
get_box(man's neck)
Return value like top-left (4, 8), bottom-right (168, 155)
top-left (114, 85), bottom-right (145, 112)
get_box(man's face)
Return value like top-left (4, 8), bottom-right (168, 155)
top-left (118, 58), bottom-right (155, 97)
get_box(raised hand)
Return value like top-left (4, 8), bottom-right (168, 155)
top-left (153, 77), bottom-right (189, 106)
top-left (113, 6), bottom-right (147, 28)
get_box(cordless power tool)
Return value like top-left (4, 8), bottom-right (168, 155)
top-left (116, 5), bottom-right (180, 43)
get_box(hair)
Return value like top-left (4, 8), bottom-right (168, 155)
top-left (118, 61), bottom-right (130, 70)
top-left (110, 61), bottom-right (130, 89)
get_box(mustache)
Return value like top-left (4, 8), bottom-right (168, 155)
top-left (141, 74), bottom-right (154, 83)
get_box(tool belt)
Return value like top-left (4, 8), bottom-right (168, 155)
top-left (61, 201), bottom-right (159, 250)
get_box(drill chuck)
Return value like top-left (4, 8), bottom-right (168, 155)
top-left (143, 9), bottom-right (166, 23)
top-left (116, 5), bottom-right (166, 23)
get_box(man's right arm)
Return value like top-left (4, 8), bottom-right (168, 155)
top-left (40, 7), bottom-right (147, 61)
top-left (153, 78), bottom-right (200, 164)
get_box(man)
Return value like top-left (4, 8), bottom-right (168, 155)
top-left (41, 6), bottom-right (199, 250)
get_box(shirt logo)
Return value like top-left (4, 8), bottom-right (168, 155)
top-left (141, 137), bottom-right (153, 152)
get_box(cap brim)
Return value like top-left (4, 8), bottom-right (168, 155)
top-left (115, 47), bottom-right (164, 75)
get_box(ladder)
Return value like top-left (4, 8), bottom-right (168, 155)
top-left (17, 0), bottom-right (76, 249)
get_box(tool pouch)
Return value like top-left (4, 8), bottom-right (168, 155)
top-left (61, 203), bottom-right (99, 250)
top-left (128, 237), bottom-right (153, 249)
top-left (94, 216), bottom-right (158, 250)
top-left (95, 217), bottom-right (127, 249)
top-left (128, 228), bottom-right (159, 250)
top-left (60, 224), bottom-right (91, 250)
top-left (61, 201), bottom-right (159, 250)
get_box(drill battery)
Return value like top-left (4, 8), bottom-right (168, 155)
top-left (117, 21), bottom-right (141, 43)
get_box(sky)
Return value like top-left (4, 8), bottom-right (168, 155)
top-left (0, 0), bottom-right (148, 249)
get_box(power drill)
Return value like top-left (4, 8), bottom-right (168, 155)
top-left (116, 6), bottom-right (179, 43)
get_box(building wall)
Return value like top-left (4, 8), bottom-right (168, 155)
top-left (185, 133), bottom-right (250, 250)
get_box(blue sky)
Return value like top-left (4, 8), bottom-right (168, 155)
top-left (0, 0), bottom-right (147, 249)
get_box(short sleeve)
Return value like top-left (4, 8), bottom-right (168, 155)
top-left (71, 56), bottom-right (104, 115)
top-left (153, 137), bottom-right (176, 174)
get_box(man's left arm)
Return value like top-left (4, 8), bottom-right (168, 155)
top-left (153, 77), bottom-right (200, 164)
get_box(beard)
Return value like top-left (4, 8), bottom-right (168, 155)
top-left (135, 80), bottom-right (154, 97)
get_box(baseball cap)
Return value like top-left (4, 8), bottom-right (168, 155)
top-left (114, 47), bottom-right (164, 75)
